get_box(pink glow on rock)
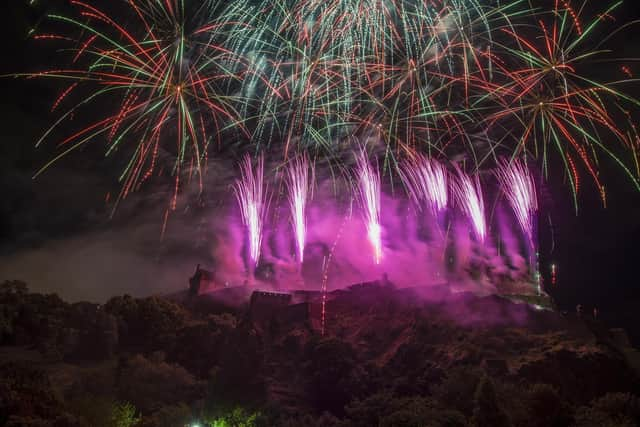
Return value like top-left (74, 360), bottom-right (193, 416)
top-left (211, 164), bottom-right (537, 296)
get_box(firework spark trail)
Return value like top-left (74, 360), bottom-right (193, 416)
top-left (485, 0), bottom-right (640, 203)
top-left (221, 0), bottom-right (503, 157)
top-left (234, 154), bottom-right (266, 267)
top-left (452, 168), bottom-right (486, 243)
top-left (401, 155), bottom-right (448, 215)
top-left (320, 211), bottom-right (349, 336)
top-left (495, 159), bottom-right (538, 241)
top-left (26, 0), bottom-right (244, 206)
top-left (285, 154), bottom-right (314, 263)
top-left (23, 0), bottom-right (640, 217)
top-left (356, 150), bottom-right (382, 264)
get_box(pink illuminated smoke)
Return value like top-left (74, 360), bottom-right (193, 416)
top-left (234, 154), bottom-right (266, 267)
top-left (401, 155), bottom-right (448, 214)
top-left (285, 154), bottom-right (314, 263)
top-left (453, 167), bottom-right (486, 242)
top-left (495, 158), bottom-right (538, 240)
top-left (356, 150), bottom-right (382, 264)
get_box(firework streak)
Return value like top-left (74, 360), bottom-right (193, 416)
top-left (453, 168), bottom-right (486, 243)
top-left (285, 154), bottom-right (314, 263)
top-left (356, 150), bottom-right (382, 264)
top-left (22, 0), bottom-right (640, 211)
top-left (495, 159), bottom-right (538, 241)
top-left (401, 155), bottom-right (448, 215)
top-left (234, 154), bottom-right (266, 267)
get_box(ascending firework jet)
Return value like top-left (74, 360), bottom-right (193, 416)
top-left (234, 154), bottom-right (267, 267)
top-left (356, 150), bottom-right (382, 264)
top-left (494, 159), bottom-right (538, 242)
top-left (285, 154), bottom-right (314, 263)
top-left (400, 155), bottom-right (448, 215)
top-left (452, 167), bottom-right (486, 243)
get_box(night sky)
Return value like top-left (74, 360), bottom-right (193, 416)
top-left (1, 0), bottom-right (640, 309)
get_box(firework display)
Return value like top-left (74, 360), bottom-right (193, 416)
top-left (26, 0), bottom-right (640, 197)
top-left (29, 0), bottom-right (246, 208)
top-left (18, 0), bottom-right (640, 292)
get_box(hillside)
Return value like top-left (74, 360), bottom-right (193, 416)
top-left (1, 279), bottom-right (639, 426)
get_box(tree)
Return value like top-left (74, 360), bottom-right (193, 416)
top-left (380, 401), bottom-right (466, 427)
top-left (169, 315), bottom-right (237, 379)
top-left (526, 384), bottom-right (569, 427)
top-left (431, 367), bottom-right (482, 416)
top-left (206, 407), bottom-right (260, 427)
top-left (345, 392), bottom-right (398, 427)
top-left (208, 326), bottom-right (265, 407)
top-left (145, 403), bottom-right (192, 427)
top-left (303, 338), bottom-right (365, 415)
top-left (0, 280), bottom-right (28, 295)
top-left (0, 362), bottom-right (67, 424)
top-left (470, 377), bottom-right (511, 427)
top-left (66, 396), bottom-right (114, 427)
top-left (574, 393), bottom-right (640, 427)
top-left (110, 402), bottom-right (141, 427)
top-left (117, 355), bottom-right (201, 413)
top-left (105, 296), bottom-right (188, 352)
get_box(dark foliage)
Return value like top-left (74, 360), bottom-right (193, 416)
top-left (574, 393), bottom-right (640, 427)
top-left (0, 361), bottom-right (82, 426)
top-left (471, 376), bottom-right (512, 427)
top-left (1, 284), bottom-right (639, 426)
top-left (168, 314), bottom-right (237, 378)
top-left (104, 295), bottom-right (188, 352)
top-left (303, 337), bottom-right (368, 415)
top-left (116, 354), bottom-right (202, 413)
top-left (207, 324), bottom-right (266, 407)
top-left (430, 366), bottom-right (483, 416)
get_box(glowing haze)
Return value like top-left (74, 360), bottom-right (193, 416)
top-left (17, 0), bottom-right (640, 300)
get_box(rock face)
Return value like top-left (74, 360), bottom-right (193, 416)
top-left (483, 359), bottom-right (508, 376)
top-left (1, 282), bottom-right (639, 426)
top-left (250, 284), bottom-right (640, 413)
top-left (515, 349), bottom-right (636, 403)
top-left (249, 291), bottom-right (292, 325)
top-left (68, 303), bottom-right (119, 360)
